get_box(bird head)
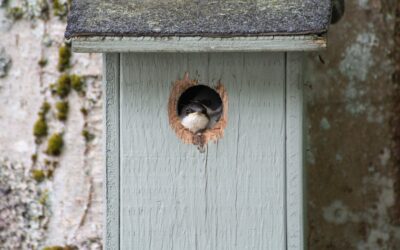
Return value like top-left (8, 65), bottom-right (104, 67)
top-left (181, 102), bottom-right (207, 117)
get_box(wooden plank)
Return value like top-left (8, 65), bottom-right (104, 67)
top-left (71, 36), bottom-right (326, 53)
top-left (119, 53), bottom-right (209, 250)
top-left (285, 52), bottom-right (305, 250)
top-left (103, 53), bottom-right (120, 250)
top-left (206, 53), bottom-right (286, 250)
top-left (119, 53), bottom-right (286, 249)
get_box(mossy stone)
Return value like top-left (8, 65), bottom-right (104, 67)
top-left (45, 133), bottom-right (63, 156)
top-left (55, 74), bottom-right (71, 98)
top-left (55, 101), bottom-right (69, 121)
top-left (38, 58), bottom-right (48, 68)
top-left (39, 101), bottom-right (51, 117)
top-left (7, 7), bottom-right (24, 20)
top-left (80, 107), bottom-right (88, 116)
top-left (32, 169), bottom-right (45, 182)
top-left (33, 118), bottom-right (48, 138)
top-left (57, 45), bottom-right (71, 72)
top-left (70, 74), bottom-right (84, 93)
top-left (43, 247), bottom-right (64, 250)
top-left (51, 0), bottom-right (69, 18)
top-left (82, 129), bottom-right (95, 142)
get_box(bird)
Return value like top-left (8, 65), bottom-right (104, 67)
top-left (180, 102), bottom-right (210, 134)
top-left (178, 85), bottom-right (223, 134)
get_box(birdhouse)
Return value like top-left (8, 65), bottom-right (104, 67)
top-left (66, 1), bottom-right (332, 249)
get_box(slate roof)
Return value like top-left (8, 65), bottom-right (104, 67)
top-left (65, 0), bottom-right (332, 39)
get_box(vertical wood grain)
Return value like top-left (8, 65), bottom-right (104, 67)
top-left (285, 52), bottom-right (305, 250)
top-left (119, 53), bottom-right (287, 249)
top-left (103, 53), bottom-right (120, 250)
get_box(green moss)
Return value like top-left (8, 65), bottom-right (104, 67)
top-left (45, 133), bottom-right (63, 156)
top-left (52, 161), bottom-right (58, 168)
top-left (38, 101), bottom-right (51, 118)
top-left (31, 154), bottom-right (38, 163)
top-left (53, 74), bottom-right (71, 98)
top-left (41, 101), bottom-right (51, 113)
top-left (82, 129), bottom-right (95, 142)
top-left (43, 246), bottom-right (77, 250)
top-left (38, 58), bottom-right (48, 68)
top-left (51, 0), bottom-right (68, 18)
top-left (55, 101), bottom-right (69, 121)
top-left (43, 247), bottom-right (64, 250)
top-left (7, 6), bottom-right (24, 20)
top-left (37, 0), bottom-right (50, 20)
top-left (47, 168), bottom-right (54, 179)
top-left (70, 74), bottom-right (84, 93)
top-left (80, 107), bottom-right (88, 116)
top-left (57, 45), bottom-right (71, 72)
top-left (32, 169), bottom-right (46, 182)
top-left (33, 118), bottom-right (48, 138)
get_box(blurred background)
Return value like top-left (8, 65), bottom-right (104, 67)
top-left (0, 0), bottom-right (399, 249)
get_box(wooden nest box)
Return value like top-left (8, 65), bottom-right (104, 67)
top-left (66, 0), bottom-right (333, 249)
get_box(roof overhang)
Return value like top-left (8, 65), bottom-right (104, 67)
top-left (66, 0), bottom-right (331, 53)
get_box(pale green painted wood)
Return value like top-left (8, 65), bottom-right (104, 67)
top-left (119, 53), bottom-right (287, 249)
top-left (286, 53), bottom-right (305, 250)
top-left (103, 53), bottom-right (120, 250)
top-left (72, 36), bottom-right (326, 53)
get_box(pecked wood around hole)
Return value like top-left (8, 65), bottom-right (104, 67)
top-left (168, 72), bottom-right (228, 147)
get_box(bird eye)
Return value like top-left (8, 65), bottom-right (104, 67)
top-left (185, 108), bottom-right (191, 115)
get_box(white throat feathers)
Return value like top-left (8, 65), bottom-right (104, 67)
top-left (180, 112), bottom-right (210, 133)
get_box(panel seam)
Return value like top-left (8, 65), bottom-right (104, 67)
top-left (284, 52), bottom-right (288, 250)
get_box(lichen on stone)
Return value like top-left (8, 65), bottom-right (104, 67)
top-left (45, 133), bottom-right (63, 156)
top-left (36, 0), bottom-right (50, 20)
top-left (0, 47), bottom-right (11, 78)
top-left (57, 44), bottom-right (71, 72)
top-left (55, 101), bottom-right (69, 121)
top-left (0, 0), bottom-right (8, 7)
top-left (38, 189), bottom-right (49, 205)
top-left (7, 6), bottom-right (24, 20)
top-left (0, 159), bottom-right (48, 249)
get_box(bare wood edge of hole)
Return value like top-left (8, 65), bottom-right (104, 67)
top-left (168, 73), bottom-right (228, 147)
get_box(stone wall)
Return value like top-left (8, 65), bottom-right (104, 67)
top-left (306, 0), bottom-right (400, 249)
